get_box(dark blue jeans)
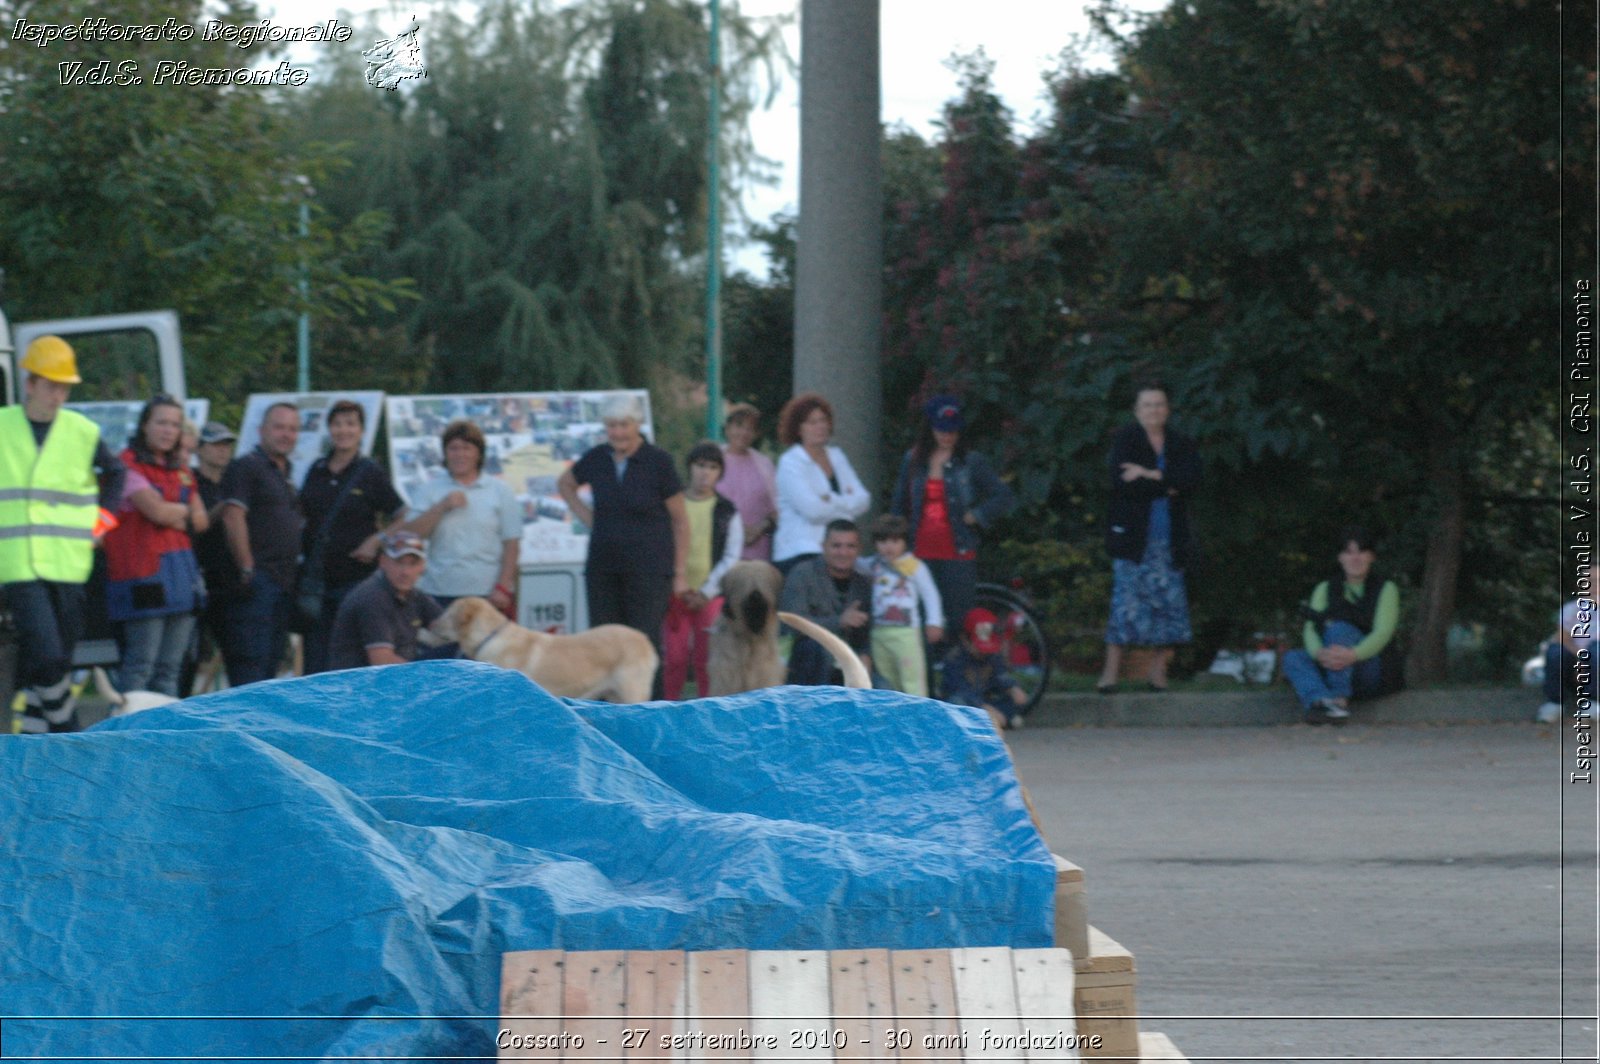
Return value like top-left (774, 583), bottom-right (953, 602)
top-left (1281, 620), bottom-right (1383, 708)
top-left (6, 580), bottom-right (86, 691)
top-left (222, 571), bottom-right (292, 687)
top-left (301, 581), bottom-right (360, 677)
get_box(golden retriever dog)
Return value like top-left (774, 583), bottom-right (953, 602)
top-left (706, 560), bottom-right (871, 694)
top-left (422, 596), bottom-right (657, 703)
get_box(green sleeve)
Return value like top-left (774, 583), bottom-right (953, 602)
top-left (1302, 581), bottom-right (1329, 655)
top-left (1351, 581), bottom-right (1400, 661)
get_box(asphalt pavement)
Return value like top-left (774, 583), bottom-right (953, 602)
top-left (1009, 720), bottom-right (1599, 1062)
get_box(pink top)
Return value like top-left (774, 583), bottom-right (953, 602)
top-left (119, 468), bottom-right (153, 512)
top-left (720, 446), bottom-right (778, 560)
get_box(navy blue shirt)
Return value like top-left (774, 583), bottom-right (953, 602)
top-left (300, 456), bottom-right (404, 589)
top-left (220, 447), bottom-right (304, 590)
top-left (571, 442), bottom-right (682, 574)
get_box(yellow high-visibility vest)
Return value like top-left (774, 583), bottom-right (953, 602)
top-left (0, 407), bottom-right (101, 584)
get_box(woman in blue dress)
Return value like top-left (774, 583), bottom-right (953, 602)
top-left (1095, 383), bottom-right (1203, 693)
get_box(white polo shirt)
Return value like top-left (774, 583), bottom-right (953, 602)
top-left (407, 473), bottom-right (522, 598)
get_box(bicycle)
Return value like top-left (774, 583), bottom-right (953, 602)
top-left (966, 580), bottom-right (1054, 716)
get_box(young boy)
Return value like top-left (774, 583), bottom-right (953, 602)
top-left (941, 607), bottom-right (1030, 730)
top-left (857, 513), bottom-right (943, 696)
top-left (662, 442), bottom-right (743, 698)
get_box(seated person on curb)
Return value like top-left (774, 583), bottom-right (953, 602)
top-left (858, 513), bottom-right (943, 697)
top-left (326, 531), bottom-right (448, 671)
top-left (1281, 525), bottom-right (1401, 726)
top-left (941, 607), bottom-right (1029, 731)
top-left (1538, 562), bottom-right (1598, 722)
top-left (779, 519), bottom-right (874, 685)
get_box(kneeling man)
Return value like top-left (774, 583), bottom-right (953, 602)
top-left (327, 531), bottom-right (444, 670)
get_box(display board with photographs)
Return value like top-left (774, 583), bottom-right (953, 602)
top-left (385, 390), bottom-right (653, 566)
top-left (238, 392), bottom-right (385, 487)
top-left (71, 399), bottom-right (211, 454)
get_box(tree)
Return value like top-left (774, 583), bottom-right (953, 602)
top-left (1088, 0), bottom-right (1579, 681)
top-left (0, 0), bottom-right (410, 415)
top-left (289, 0), bottom-right (785, 419)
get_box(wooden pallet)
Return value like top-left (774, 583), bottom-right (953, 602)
top-left (499, 946), bottom-right (1090, 1060)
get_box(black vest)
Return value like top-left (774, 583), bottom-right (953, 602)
top-left (1320, 571), bottom-right (1387, 634)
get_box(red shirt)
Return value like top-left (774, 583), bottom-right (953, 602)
top-left (915, 478), bottom-right (975, 561)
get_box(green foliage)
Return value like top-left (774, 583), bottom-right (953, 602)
top-left (0, 0), bottom-right (412, 405)
top-left (289, 0), bottom-right (786, 416)
top-left (877, 1), bottom-right (1580, 679)
top-left (720, 214), bottom-right (795, 423)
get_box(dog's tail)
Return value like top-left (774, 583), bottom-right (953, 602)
top-left (777, 611), bottom-right (871, 689)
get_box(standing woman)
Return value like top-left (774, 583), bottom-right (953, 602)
top-left (771, 393), bottom-right (869, 575)
top-left (404, 419), bottom-right (522, 612)
top-left (889, 394), bottom-right (1015, 654)
top-left (719, 403), bottom-right (778, 561)
top-left (557, 395), bottom-right (689, 694)
top-left (1096, 383), bottom-right (1203, 693)
top-left (102, 395), bottom-right (209, 695)
top-left (298, 399), bottom-right (406, 674)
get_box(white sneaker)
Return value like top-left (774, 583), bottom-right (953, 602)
top-left (1006, 713), bottom-right (1025, 731)
top-left (1536, 701), bottom-right (1562, 723)
top-left (1322, 702), bottom-right (1351, 725)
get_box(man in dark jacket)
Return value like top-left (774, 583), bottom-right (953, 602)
top-left (779, 519), bottom-right (873, 685)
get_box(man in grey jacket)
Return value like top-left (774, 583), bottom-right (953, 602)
top-left (779, 519), bottom-right (873, 685)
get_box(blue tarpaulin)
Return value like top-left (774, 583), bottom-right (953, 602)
top-left (2, 660), bottom-right (1054, 1060)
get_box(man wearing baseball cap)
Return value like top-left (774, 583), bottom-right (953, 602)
top-left (938, 606), bottom-right (1030, 731)
top-left (325, 530), bottom-right (445, 670)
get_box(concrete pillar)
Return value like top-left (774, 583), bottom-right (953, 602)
top-left (794, 0), bottom-right (883, 500)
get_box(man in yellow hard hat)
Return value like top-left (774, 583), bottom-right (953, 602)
top-left (0, 335), bottom-right (125, 732)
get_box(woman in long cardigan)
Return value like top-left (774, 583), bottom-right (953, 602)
top-left (1095, 384), bottom-right (1202, 693)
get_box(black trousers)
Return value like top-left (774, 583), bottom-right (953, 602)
top-left (585, 569), bottom-right (672, 698)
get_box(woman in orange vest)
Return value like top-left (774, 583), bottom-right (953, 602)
top-left (102, 395), bottom-right (209, 695)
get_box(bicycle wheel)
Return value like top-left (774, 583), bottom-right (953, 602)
top-left (971, 583), bottom-right (1053, 715)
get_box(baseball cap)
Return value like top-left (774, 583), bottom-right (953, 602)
top-left (963, 607), bottom-right (1002, 654)
top-left (380, 530), bottom-right (428, 559)
top-left (199, 421), bottom-right (238, 444)
top-left (925, 394), bottom-right (963, 433)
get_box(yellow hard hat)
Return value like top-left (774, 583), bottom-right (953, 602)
top-left (21, 335), bottom-right (81, 384)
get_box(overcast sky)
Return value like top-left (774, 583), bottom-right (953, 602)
top-left (264, 0), bottom-right (1159, 273)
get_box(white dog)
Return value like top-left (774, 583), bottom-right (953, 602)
top-left (93, 667), bottom-right (180, 717)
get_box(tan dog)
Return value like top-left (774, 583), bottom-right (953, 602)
top-left (706, 560), bottom-right (871, 694)
top-left (422, 596), bottom-right (658, 703)
top-left (707, 561), bottom-right (787, 694)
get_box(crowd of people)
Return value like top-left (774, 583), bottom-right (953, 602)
top-left (12, 334), bottom-right (1573, 736)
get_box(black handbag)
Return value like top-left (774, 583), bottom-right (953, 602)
top-left (294, 461), bottom-right (369, 631)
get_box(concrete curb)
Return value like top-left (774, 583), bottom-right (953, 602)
top-left (1028, 685), bottom-right (1538, 728)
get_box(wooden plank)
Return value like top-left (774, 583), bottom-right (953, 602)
top-left (498, 949), bottom-right (564, 1061)
top-left (1074, 928), bottom-right (1134, 977)
top-left (829, 949), bottom-right (897, 1063)
top-left (1138, 1032), bottom-right (1189, 1062)
top-left (1012, 949), bottom-right (1078, 1063)
top-left (749, 950), bottom-right (831, 1060)
top-left (686, 949), bottom-right (753, 1062)
top-left (626, 950), bottom-right (687, 1061)
top-left (1052, 856), bottom-right (1089, 965)
top-left (564, 949), bottom-right (628, 1060)
top-left (887, 949), bottom-right (959, 1061)
top-left (950, 947), bottom-right (1020, 1061)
